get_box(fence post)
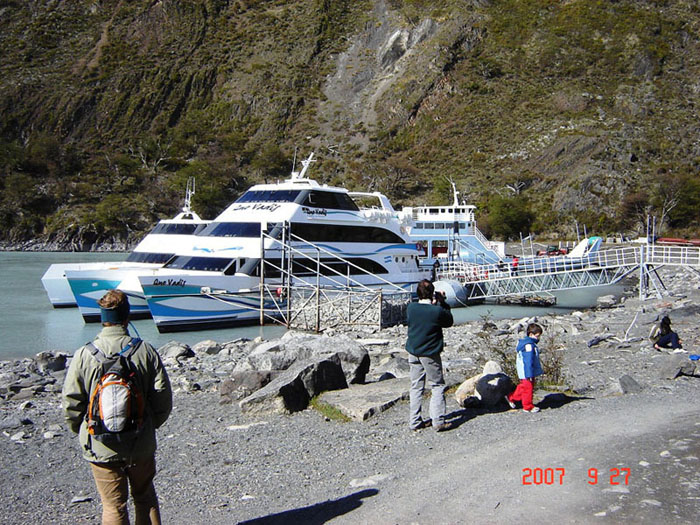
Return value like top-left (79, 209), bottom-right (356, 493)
top-left (638, 243), bottom-right (645, 301)
top-left (316, 250), bottom-right (321, 332)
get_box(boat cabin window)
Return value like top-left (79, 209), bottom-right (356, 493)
top-left (428, 208), bottom-right (439, 214)
top-left (301, 191), bottom-right (359, 211)
top-left (150, 223), bottom-right (206, 235)
top-left (254, 257), bottom-right (388, 278)
top-left (197, 222), bottom-right (261, 237)
top-left (291, 223), bottom-right (404, 244)
top-left (125, 252), bottom-right (174, 264)
top-left (424, 223), bottom-right (435, 230)
top-left (413, 223), bottom-right (424, 229)
top-left (236, 189), bottom-right (302, 203)
top-left (164, 256), bottom-right (235, 272)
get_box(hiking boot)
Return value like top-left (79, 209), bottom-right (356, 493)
top-left (505, 396), bottom-right (517, 409)
top-left (435, 421), bottom-right (455, 432)
top-left (523, 406), bottom-right (540, 413)
top-left (411, 420), bottom-right (432, 431)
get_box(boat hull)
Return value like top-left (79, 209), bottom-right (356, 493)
top-left (140, 274), bottom-right (420, 333)
top-left (66, 270), bottom-right (153, 322)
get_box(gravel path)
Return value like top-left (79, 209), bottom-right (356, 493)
top-left (1, 267), bottom-right (699, 524)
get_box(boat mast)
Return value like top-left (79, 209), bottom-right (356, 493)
top-left (183, 177), bottom-right (195, 215)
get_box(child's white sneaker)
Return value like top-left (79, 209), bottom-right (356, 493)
top-left (523, 406), bottom-right (540, 413)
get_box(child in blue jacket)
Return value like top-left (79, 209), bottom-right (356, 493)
top-left (507, 323), bottom-right (544, 413)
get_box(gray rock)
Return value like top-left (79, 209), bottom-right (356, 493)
top-left (220, 371), bottom-right (275, 403)
top-left (659, 355), bottom-right (697, 380)
top-left (242, 334), bottom-right (370, 385)
top-left (34, 352), bottom-right (67, 373)
top-left (371, 355), bottom-right (410, 380)
top-left (239, 354), bottom-right (348, 415)
top-left (0, 416), bottom-right (24, 431)
top-left (158, 341), bottom-right (194, 360)
top-left (616, 374), bottom-right (643, 394)
top-left (192, 340), bottom-right (222, 355)
top-left (587, 334), bottom-right (615, 347)
top-left (244, 340), bottom-right (291, 370)
top-left (320, 378), bottom-right (411, 421)
top-left (597, 294), bottom-right (617, 308)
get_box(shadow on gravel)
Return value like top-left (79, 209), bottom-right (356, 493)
top-left (237, 488), bottom-right (379, 525)
top-left (445, 393), bottom-right (592, 428)
top-left (537, 392), bottom-right (592, 410)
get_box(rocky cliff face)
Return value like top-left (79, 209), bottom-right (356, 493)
top-left (1, 0), bottom-right (699, 248)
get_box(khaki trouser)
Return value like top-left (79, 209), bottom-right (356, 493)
top-left (90, 457), bottom-right (161, 525)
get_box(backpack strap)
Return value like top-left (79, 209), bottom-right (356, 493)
top-left (119, 338), bottom-right (142, 359)
top-left (86, 342), bottom-right (108, 363)
top-left (86, 338), bottom-right (142, 363)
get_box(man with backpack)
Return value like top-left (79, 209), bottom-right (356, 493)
top-left (62, 290), bottom-right (172, 525)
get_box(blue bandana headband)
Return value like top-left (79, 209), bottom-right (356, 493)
top-left (100, 301), bottom-right (130, 323)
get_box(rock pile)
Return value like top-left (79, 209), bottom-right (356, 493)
top-left (2, 267), bottom-right (699, 420)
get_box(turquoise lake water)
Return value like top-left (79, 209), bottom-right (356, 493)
top-left (0, 251), bottom-right (627, 359)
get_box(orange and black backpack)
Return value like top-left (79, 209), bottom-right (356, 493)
top-left (85, 338), bottom-right (145, 446)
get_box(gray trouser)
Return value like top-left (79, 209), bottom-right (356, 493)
top-left (408, 353), bottom-right (446, 429)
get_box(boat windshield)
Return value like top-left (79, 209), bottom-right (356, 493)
top-left (125, 252), bottom-right (173, 264)
top-left (197, 222), bottom-right (261, 237)
top-left (164, 256), bottom-right (234, 272)
top-left (300, 191), bottom-right (359, 211)
top-left (149, 223), bottom-right (206, 235)
top-left (235, 190), bottom-right (302, 203)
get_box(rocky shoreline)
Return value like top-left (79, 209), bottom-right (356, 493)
top-left (1, 266), bottom-right (699, 523)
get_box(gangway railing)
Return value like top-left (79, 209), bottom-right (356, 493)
top-left (257, 225), bottom-right (413, 331)
top-left (436, 243), bottom-right (700, 302)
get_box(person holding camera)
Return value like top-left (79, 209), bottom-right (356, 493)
top-left (405, 279), bottom-right (454, 432)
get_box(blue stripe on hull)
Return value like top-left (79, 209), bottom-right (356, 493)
top-left (147, 294), bottom-right (282, 332)
top-left (69, 278), bottom-right (151, 322)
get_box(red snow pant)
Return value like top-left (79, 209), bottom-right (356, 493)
top-left (508, 378), bottom-right (536, 410)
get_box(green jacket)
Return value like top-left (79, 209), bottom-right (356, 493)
top-left (405, 301), bottom-right (453, 357)
top-left (62, 325), bottom-right (172, 463)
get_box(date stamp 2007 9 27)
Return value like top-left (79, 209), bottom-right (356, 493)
top-left (522, 467), bottom-right (631, 486)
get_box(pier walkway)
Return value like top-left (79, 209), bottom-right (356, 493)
top-left (436, 243), bottom-right (700, 302)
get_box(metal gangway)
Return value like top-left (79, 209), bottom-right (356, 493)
top-left (436, 243), bottom-right (700, 302)
top-left (256, 225), bottom-right (415, 331)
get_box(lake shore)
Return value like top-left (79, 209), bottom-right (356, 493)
top-left (1, 266), bottom-right (699, 523)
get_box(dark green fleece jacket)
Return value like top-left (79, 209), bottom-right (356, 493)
top-left (405, 301), bottom-right (453, 357)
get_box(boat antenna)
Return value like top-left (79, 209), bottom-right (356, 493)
top-left (183, 177), bottom-right (195, 214)
top-left (292, 147), bottom-right (298, 175)
top-left (294, 152), bottom-right (315, 180)
top-left (443, 176), bottom-right (459, 206)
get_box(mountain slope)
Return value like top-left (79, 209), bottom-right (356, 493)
top-left (1, 0), bottom-right (699, 248)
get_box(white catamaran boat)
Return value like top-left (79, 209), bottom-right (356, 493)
top-left (119, 154), bottom-right (429, 332)
top-left (52, 179), bottom-right (208, 320)
top-left (402, 183), bottom-right (505, 267)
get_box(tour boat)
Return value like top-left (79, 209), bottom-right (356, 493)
top-left (402, 183), bottom-right (505, 267)
top-left (52, 180), bottom-right (208, 320)
top-left (119, 154), bottom-right (429, 332)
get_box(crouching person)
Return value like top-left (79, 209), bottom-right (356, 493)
top-left (62, 290), bottom-right (172, 524)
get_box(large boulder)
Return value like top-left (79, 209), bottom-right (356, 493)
top-left (659, 354), bottom-right (697, 380)
top-left (239, 355), bottom-right (348, 415)
top-left (238, 334), bottom-right (370, 385)
top-left (158, 341), bottom-right (194, 360)
top-left (220, 371), bottom-right (275, 404)
top-left (369, 354), bottom-right (410, 381)
top-left (192, 340), bottom-right (222, 355)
